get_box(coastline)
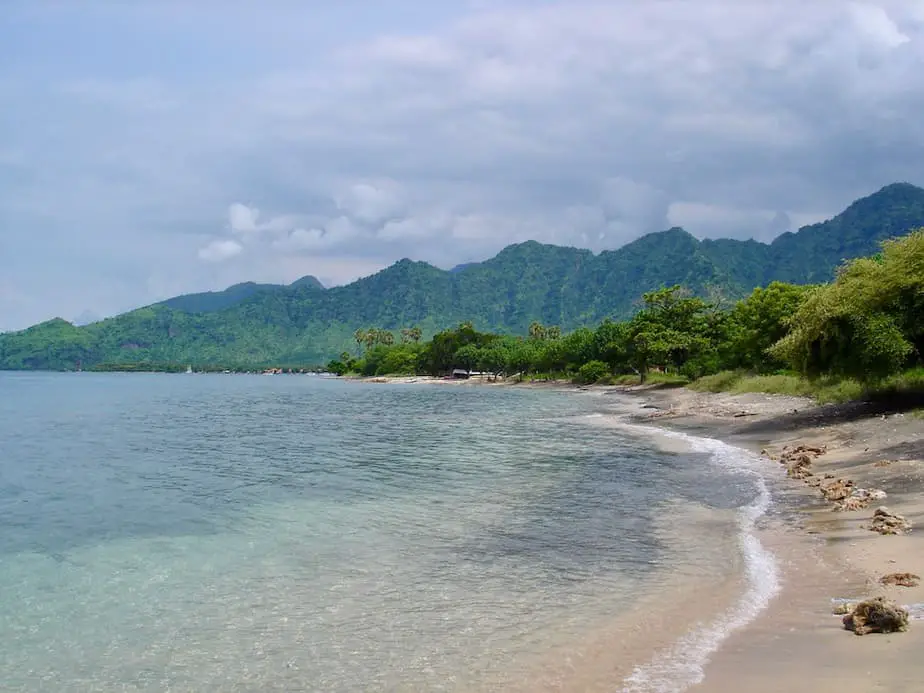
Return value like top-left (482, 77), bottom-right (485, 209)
top-left (615, 386), bottom-right (924, 692)
top-left (360, 374), bottom-right (924, 691)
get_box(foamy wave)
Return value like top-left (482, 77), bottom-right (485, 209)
top-left (619, 428), bottom-right (782, 693)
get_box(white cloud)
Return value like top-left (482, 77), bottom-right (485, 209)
top-left (849, 2), bottom-right (910, 49)
top-left (197, 239), bottom-right (243, 262)
top-left (336, 181), bottom-right (405, 224)
top-left (228, 203), bottom-right (302, 235)
top-left (228, 203), bottom-right (260, 233)
top-left (5, 0), bottom-right (924, 328)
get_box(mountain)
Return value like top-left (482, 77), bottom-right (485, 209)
top-left (3, 183), bottom-right (924, 370)
top-left (158, 275), bottom-right (323, 313)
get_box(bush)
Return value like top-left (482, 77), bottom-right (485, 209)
top-left (326, 360), bottom-right (347, 376)
top-left (574, 360), bottom-right (610, 384)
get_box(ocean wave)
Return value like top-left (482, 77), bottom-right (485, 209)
top-left (618, 429), bottom-right (782, 693)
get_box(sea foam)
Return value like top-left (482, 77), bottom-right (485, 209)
top-left (619, 429), bottom-right (782, 693)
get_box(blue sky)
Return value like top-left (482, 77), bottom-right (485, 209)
top-left (3, 1), bottom-right (924, 331)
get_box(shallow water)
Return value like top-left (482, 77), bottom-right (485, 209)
top-left (0, 373), bottom-right (774, 692)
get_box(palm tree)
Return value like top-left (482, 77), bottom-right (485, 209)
top-left (528, 321), bottom-right (547, 341)
top-left (546, 325), bottom-right (562, 340)
top-left (354, 329), bottom-right (367, 354)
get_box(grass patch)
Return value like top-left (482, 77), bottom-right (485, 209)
top-left (689, 371), bottom-right (865, 404)
top-left (688, 370), bottom-right (744, 393)
top-left (646, 371), bottom-right (689, 387)
top-left (730, 374), bottom-right (863, 404)
top-left (872, 367), bottom-right (924, 397)
top-left (592, 372), bottom-right (690, 387)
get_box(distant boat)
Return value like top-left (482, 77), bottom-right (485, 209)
top-left (185, 365), bottom-right (193, 374)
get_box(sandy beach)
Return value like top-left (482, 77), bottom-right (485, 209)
top-left (353, 374), bottom-right (924, 691)
top-left (618, 386), bottom-right (924, 693)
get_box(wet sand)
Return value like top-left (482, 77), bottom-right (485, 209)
top-left (623, 387), bottom-right (924, 693)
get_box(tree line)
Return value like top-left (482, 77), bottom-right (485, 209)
top-left (327, 230), bottom-right (924, 387)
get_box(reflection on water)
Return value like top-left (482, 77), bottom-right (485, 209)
top-left (0, 374), bottom-right (757, 692)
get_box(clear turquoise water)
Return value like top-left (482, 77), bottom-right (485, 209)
top-left (0, 373), bottom-right (772, 692)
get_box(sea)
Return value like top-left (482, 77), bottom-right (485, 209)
top-left (0, 372), bottom-right (782, 692)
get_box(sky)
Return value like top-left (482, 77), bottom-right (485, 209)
top-left (3, 0), bottom-right (924, 331)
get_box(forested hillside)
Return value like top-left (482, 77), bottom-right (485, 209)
top-left (2, 183), bottom-right (924, 370)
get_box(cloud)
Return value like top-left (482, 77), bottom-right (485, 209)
top-left (3, 0), bottom-right (924, 329)
top-left (336, 182), bottom-right (405, 224)
top-left (228, 203), bottom-right (301, 235)
top-left (197, 239), bottom-right (243, 263)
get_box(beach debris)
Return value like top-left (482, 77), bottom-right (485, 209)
top-left (842, 597), bottom-right (910, 635)
top-left (833, 488), bottom-right (888, 512)
top-left (880, 573), bottom-right (921, 588)
top-left (733, 411), bottom-right (757, 418)
top-left (834, 496), bottom-right (867, 511)
top-left (787, 460), bottom-right (814, 480)
top-left (820, 478), bottom-right (855, 501)
top-left (874, 459), bottom-right (897, 468)
top-left (867, 507), bottom-right (913, 535)
top-left (776, 444), bottom-right (827, 480)
top-left (832, 600), bottom-right (859, 615)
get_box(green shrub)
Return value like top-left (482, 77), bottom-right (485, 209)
top-left (574, 360), bottom-right (610, 384)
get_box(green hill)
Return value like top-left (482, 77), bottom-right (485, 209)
top-left (158, 275), bottom-right (324, 313)
top-left (3, 183), bottom-right (924, 370)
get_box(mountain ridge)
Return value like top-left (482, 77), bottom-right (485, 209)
top-left (3, 182), bottom-right (924, 369)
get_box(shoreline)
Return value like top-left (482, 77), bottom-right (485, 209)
top-left (361, 375), bottom-right (924, 690)
top-left (614, 386), bottom-right (924, 692)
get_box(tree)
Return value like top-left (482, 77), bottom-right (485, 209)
top-left (594, 320), bottom-right (630, 373)
top-left (454, 344), bottom-right (482, 371)
top-left (528, 321), bottom-right (547, 341)
top-left (559, 328), bottom-right (596, 371)
top-left (363, 328), bottom-right (379, 350)
top-left (771, 230), bottom-right (924, 381)
top-left (726, 282), bottom-right (811, 373)
top-left (622, 286), bottom-right (714, 380)
top-left (354, 329), bottom-right (367, 354)
top-left (400, 326), bottom-right (422, 344)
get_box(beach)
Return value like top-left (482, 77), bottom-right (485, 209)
top-left (360, 375), bottom-right (924, 691)
top-left (617, 386), bottom-right (924, 693)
